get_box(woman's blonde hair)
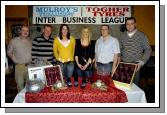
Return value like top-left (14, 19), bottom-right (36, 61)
top-left (81, 26), bottom-right (92, 45)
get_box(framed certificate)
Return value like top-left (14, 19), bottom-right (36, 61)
top-left (112, 62), bottom-right (137, 89)
top-left (44, 65), bottom-right (64, 86)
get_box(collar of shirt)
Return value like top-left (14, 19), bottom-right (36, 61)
top-left (41, 34), bottom-right (52, 41)
top-left (127, 29), bottom-right (137, 38)
top-left (58, 37), bottom-right (70, 47)
top-left (17, 37), bottom-right (31, 44)
top-left (100, 35), bottom-right (112, 42)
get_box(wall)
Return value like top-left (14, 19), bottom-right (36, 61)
top-left (5, 5), bottom-right (28, 18)
top-left (5, 5), bottom-right (29, 45)
top-left (134, 5), bottom-right (155, 45)
top-left (29, 24), bottom-right (121, 41)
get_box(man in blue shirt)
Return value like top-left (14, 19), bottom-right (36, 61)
top-left (95, 25), bottom-right (120, 76)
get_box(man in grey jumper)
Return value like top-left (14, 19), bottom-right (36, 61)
top-left (119, 17), bottom-right (152, 86)
top-left (7, 26), bottom-right (32, 92)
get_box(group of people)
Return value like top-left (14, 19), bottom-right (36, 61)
top-left (7, 17), bottom-right (152, 92)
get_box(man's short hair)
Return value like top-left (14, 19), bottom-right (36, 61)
top-left (43, 24), bottom-right (52, 29)
top-left (125, 17), bottom-right (136, 23)
top-left (101, 24), bottom-right (110, 30)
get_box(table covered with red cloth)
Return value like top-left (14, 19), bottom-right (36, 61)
top-left (25, 74), bottom-right (128, 103)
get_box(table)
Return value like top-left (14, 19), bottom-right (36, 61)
top-left (13, 83), bottom-right (146, 103)
top-left (118, 84), bottom-right (147, 103)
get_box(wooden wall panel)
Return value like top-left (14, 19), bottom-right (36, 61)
top-left (5, 5), bottom-right (28, 18)
top-left (134, 5), bottom-right (155, 45)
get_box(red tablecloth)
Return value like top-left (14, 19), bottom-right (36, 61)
top-left (25, 75), bottom-right (128, 103)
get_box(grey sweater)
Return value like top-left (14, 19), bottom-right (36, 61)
top-left (119, 30), bottom-right (152, 65)
top-left (7, 37), bottom-right (32, 64)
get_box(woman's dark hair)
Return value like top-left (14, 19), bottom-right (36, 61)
top-left (59, 24), bottom-right (70, 40)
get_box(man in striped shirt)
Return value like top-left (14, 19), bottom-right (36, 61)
top-left (32, 24), bottom-right (55, 64)
top-left (119, 17), bottom-right (152, 86)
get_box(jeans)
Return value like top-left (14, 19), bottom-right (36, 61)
top-left (57, 61), bottom-right (74, 82)
top-left (96, 62), bottom-right (113, 74)
top-left (76, 68), bottom-right (92, 78)
top-left (76, 68), bottom-right (92, 83)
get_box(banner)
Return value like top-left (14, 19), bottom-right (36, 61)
top-left (33, 6), bottom-right (131, 24)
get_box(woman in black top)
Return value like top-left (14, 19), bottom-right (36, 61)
top-left (74, 27), bottom-right (95, 88)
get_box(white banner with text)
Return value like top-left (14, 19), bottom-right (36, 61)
top-left (33, 6), bottom-right (131, 24)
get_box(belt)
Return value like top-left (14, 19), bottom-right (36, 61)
top-left (57, 61), bottom-right (74, 64)
top-left (16, 63), bottom-right (29, 66)
top-left (96, 62), bottom-right (113, 65)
